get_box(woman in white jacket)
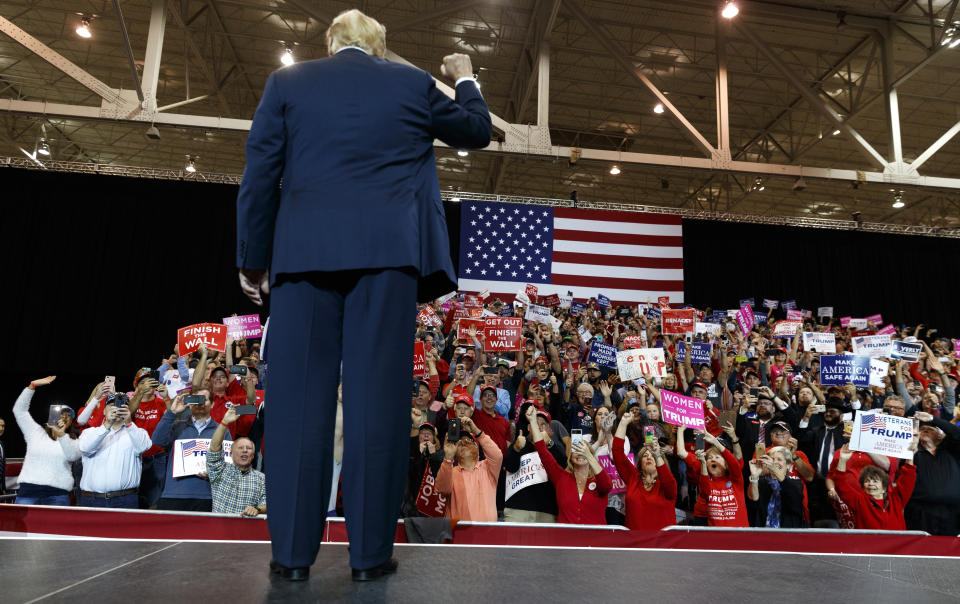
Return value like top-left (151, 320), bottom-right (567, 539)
top-left (13, 376), bottom-right (80, 506)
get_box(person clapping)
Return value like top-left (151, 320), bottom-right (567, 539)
top-left (525, 405), bottom-right (611, 525)
top-left (612, 408), bottom-right (677, 529)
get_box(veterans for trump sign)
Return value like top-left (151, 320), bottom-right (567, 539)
top-left (660, 390), bottom-right (706, 431)
top-left (616, 348), bottom-right (667, 380)
top-left (819, 354), bottom-right (871, 387)
top-left (803, 332), bottom-right (836, 353)
top-left (850, 412), bottom-right (916, 460)
top-left (851, 334), bottom-right (892, 358)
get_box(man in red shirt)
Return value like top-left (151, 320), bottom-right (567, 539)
top-left (207, 366), bottom-right (258, 437)
top-left (128, 368), bottom-right (172, 508)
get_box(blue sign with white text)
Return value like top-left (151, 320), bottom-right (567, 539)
top-left (597, 294), bottom-right (611, 308)
top-left (587, 341), bottom-right (618, 369)
top-left (819, 354), bottom-right (870, 387)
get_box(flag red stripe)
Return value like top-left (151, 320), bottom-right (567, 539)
top-left (551, 251), bottom-right (683, 269)
top-left (551, 274), bottom-right (685, 290)
top-left (554, 207), bottom-right (682, 225)
top-left (553, 229), bottom-right (683, 247)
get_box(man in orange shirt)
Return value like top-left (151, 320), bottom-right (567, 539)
top-left (435, 416), bottom-right (502, 521)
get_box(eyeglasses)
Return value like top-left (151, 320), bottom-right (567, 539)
top-left (882, 407), bottom-right (903, 413)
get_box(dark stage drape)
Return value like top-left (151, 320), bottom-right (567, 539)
top-left (1, 169), bottom-right (957, 456)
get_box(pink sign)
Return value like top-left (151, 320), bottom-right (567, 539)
top-left (736, 304), bottom-right (755, 336)
top-left (597, 452), bottom-right (635, 495)
top-left (866, 313), bottom-right (883, 325)
top-left (786, 309), bottom-right (802, 320)
top-left (222, 314), bottom-right (262, 339)
top-left (877, 324), bottom-right (897, 336)
top-left (840, 316), bottom-right (852, 328)
top-left (660, 390), bottom-right (706, 431)
top-left (954, 340), bottom-right (960, 359)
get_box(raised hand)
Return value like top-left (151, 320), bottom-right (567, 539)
top-left (222, 406), bottom-right (238, 425)
top-left (170, 395), bottom-right (187, 415)
top-left (441, 53), bottom-right (474, 81)
top-left (30, 376), bottom-right (57, 389)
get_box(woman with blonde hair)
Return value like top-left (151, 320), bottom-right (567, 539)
top-left (747, 446), bottom-right (809, 528)
top-left (526, 405), bottom-right (611, 524)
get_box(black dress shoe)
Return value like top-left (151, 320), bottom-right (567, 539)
top-left (269, 559), bottom-right (310, 581)
top-left (351, 558), bottom-right (399, 582)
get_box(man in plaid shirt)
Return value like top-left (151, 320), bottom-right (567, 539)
top-left (207, 406), bottom-right (266, 516)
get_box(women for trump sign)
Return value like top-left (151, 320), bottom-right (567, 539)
top-left (660, 390), bottom-right (705, 431)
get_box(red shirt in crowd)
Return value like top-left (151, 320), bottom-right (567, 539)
top-left (209, 390), bottom-right (255, 437)
top-left (133, 396), bottom-right (168, 457)
top-left (447, 406), bottom-right (511, 454)
top-left (828, 464), bottom-right (916, 530)
top-left (534, 439), bottom-right (612, 525)
top-left (697, 448), bottom-right (749, 527)
top-left (681, 448), bottom-right (709, 519)
top-left (612, 436), bottom-right (677, 530)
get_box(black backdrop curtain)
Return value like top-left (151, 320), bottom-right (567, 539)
top-left (1, 169), bottom-right (958, 456)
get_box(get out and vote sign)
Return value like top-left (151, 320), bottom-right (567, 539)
top-left (178, 323), bottom-right (228, 355)
top-left (660, 390), bottom-right (706, 431)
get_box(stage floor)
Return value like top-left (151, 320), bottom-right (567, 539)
top-left (4, 538), bottom-right (959, 603)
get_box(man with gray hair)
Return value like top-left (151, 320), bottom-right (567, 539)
top-left (236, 8), bottom-right (491, 582)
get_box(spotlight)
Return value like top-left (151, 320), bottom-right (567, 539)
top-left (609, 165), bottom-right (621, 175)
top-left (76, 17), bottom-right (92, 38)
top-left (892, 191), bottom-right (904, 208)
top-left (457, 150), bottom-right (468, 157)
top-left (184, 155), bottom-right (197, 173)
top-left (832, 128), bottom-right (841, 136)
top-left (721, 1), bottom-right (739, 19)
top-left (752, 176), bottom-right (764, 191)
top-left (951, 38), bottom-right (960, 49)
top-left (37, 139), bottom-right (51, 156)
top-left (145, 125), bottom-right (161, 140)
top-left (280, 46), bottom-right (295, 66)
top-left (941, 25), bottom-right (957, 46)
top-left (653, 103), bottom-right (665, 114)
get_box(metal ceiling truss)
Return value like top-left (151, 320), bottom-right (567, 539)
top-left (3, 153), bottom-right (955, 238)
top-left (1, 1), bottom-right (960, 198)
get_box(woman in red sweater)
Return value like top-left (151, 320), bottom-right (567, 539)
top-left (694, 434), bottom-right (749, 527)
top-left (828, 443), bottom-right (917, 530)
top-left (612, 408), bottom-right (677, 529)
top-left (526, 406), bottom-right (611, 524)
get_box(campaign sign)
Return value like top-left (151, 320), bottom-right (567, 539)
top-left (525, 283), bottom-right (539, 303)
top-left (786, 309), bottom-right (803, 320)
top-left (588, 341), bottom-right (619, 369)
top-left (662, 309), bottom-right (696, 335)
top-left (515, 286), bottom-right (531, 305)
top-left (646, 308), bottom-right (662, 321)
top-left (468, 307), bottom-right (483, 319)
top-left (450, 304), bottom-right (471, 320)
top-left (558, 295), bottom-right (573, 309)
top-left (223, 314), bottom-right (262, 339)
top-left (504, 451), bottom-right (548, 501)
top-left (781, 300), bottom-right (797, 311)
top-left (597, 450), bottom-right (635, 496)
top-left (736, 304), bottom-right (754, 336)
top-left (677, 340), bottom-right (712, 364)
top-left (848, 318), bottom-right (868, 330)
top-left (172, 439), bottom-right (233, 478)
top-left (463, 294), bottom-right (483, 308)
top-left (660, 390), bottom-right (706, 431)
top-left (457, 318), bottom-right (485, 342)
top-left (597, 294), bottom-right (612, 308)
top-left (763, 299), bottom-right (779, 310)
top-left (622, 335), bottom-right (645, 349)
top-left (955, 340), bottom-right (960, 359)
top-left (499, 304), bottom-right (515, 317)
top-left (802, 332), bottom-right (836, 353)
top-left (840, 316), bottom-right (852, 328)
top-left (889, 340), bottom-right (922, 362)
top-left (540, 293), bottom-right (560, 307)
top-left (483, 317), bottom-right (522, 352)
top-left (695, 322), bottom-right (722, 336)
top-left (866, 313), bottom-right (883, 325)
top-left (818, 306), bottom-right (834, 318)
top-left (851, 334), bottom-right (892, 358)
top-left (772, 320), bottom-right (802, 338)
top-left (657, 296), bottom-right (671, 309)
top-left (616, 348), bottom-right (667, 379)
top-left (877, 324), bottom-right (897, 336)
top-left (819, 354), bottom-right (871, 387)
top-left (753, 312), bottom-right (769, 325)
top-left (436, 291), bottom-right (457, 306)
top-left (178, 323), bottom-right (228, 355)
top-left (801, 309), bottom-right (813, 319)
top-left (570, 301), bottom-right (586, 315)
top-left (739, 298), bottom-right (755, 309)
top-left (850, 412), bottom-right (916, 460)
top-left (413, 342), bottom-right (427, 378)
top-left (524, 303), bottom-right (552, 325)
top-left (416, 305), bottom-right (443, 328)
top-left (869, 359), bottom-right (888, 388)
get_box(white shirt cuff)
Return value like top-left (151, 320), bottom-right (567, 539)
top-left (455, 76), bottom-right (478, 88)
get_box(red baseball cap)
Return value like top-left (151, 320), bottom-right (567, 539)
top-left (453, 393), bottom-right (474, 407)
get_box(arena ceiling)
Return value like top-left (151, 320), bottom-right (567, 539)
top-left (1, 0), bottom-right (959, 227)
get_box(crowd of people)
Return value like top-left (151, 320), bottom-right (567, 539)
top-left (5, 294), bottom-right (960, 537)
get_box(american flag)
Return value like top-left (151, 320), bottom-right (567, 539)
top-left (457, 201), bottom-right (684, 303)
top-left (860, 413), bottom-right (886, 432)
top-left (180, 439), bottom-right (206, 458)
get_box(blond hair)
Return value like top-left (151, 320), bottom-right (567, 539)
top-left (326, 9), bottom-right (386, 57)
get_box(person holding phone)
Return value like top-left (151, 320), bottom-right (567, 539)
top-left (526, 405), bottom-right (611, 525)
top-left (611, 408), bottom-right (677, 529)
top-left (77, 396), bottom-right (152, 509)
top-left (435, 416), bottom-right (502, 521)
top-left (747, 447), bottom-right (808, 528)
top-left (12, 377), bottom-right (81, 506)
top-left (207, 407), bottom-right (266, 516)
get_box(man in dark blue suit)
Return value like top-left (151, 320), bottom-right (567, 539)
top-left (235, 9), bottom-right (491, 582)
